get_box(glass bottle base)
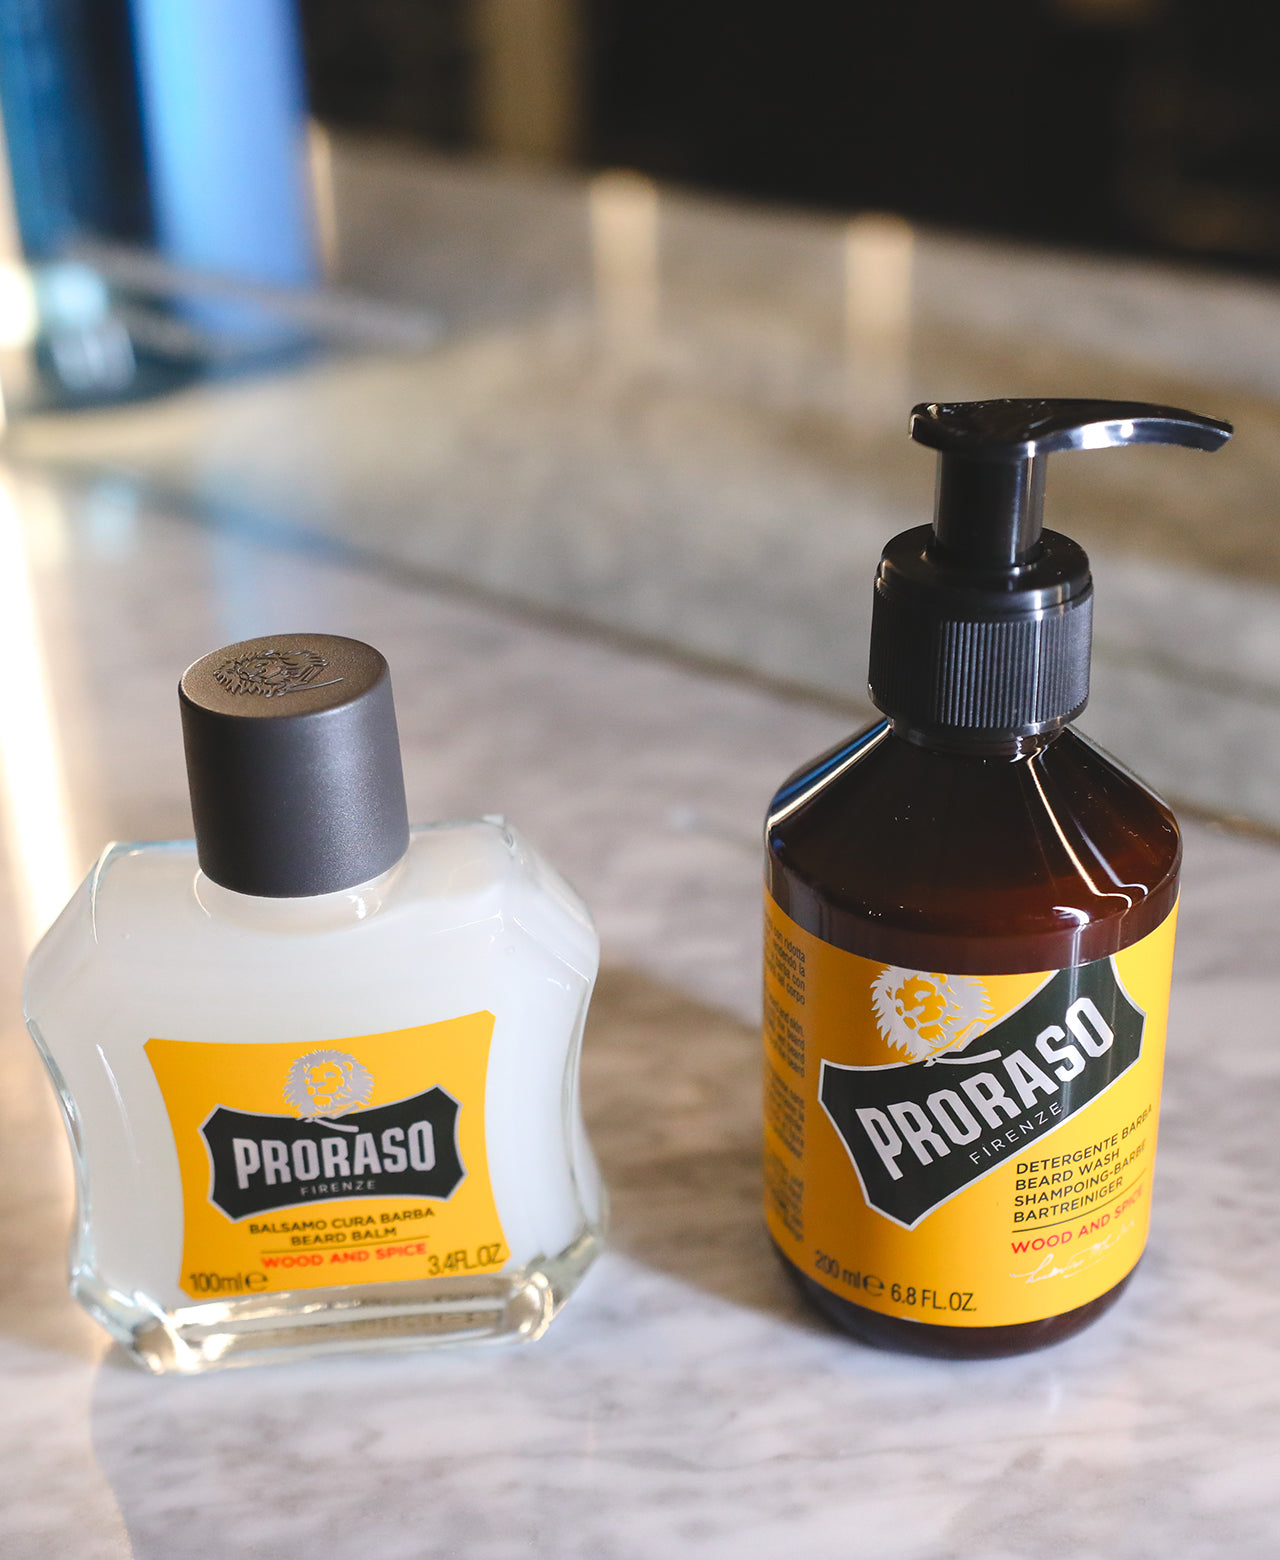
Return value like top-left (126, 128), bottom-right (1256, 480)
top-left (775, 1241), bottom-right (1134, 1359)
top-left (76, 1229), bottom-right (602, 1374)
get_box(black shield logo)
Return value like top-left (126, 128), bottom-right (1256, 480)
top-left (200, 1087), bottom-right (466, 1220)
top-left (819, 958), bottom-right (1145, 1229)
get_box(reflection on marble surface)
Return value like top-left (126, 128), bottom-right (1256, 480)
top-left (0, 471), bottom-right (1276, 1557)
top-left (5, 138), bottom-right (1280, 825)
top-left (0, 473), bottom-right (91, 951)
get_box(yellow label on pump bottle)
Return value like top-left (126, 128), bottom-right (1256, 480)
top-left (763, 896), bottom-right (1176, 1327)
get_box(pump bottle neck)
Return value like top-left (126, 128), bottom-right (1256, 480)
top-left (887, 716), bottom-right (1064, 760)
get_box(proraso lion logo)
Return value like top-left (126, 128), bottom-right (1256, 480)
top-left (871, 967), bottom-right (992, 1062)
top-left (214, 648), bottom-right (337, 698)
top-left (283, 1049), bottom-right (375, 1119)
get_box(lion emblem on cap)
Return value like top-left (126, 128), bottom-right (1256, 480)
top-left (871, 968), bottom-right (993, 1062)
top-left (214, 647), bottom-right (333, 698)
top-left (283, 1049), bottom-right (375, 1119)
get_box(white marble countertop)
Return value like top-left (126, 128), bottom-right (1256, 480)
top-left (0, 458), bottom-right (1277, 1559)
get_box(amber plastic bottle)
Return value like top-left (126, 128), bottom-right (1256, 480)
top-left (763, 399), bottom-right (1231, 1358)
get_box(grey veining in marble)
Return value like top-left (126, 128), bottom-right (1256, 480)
top-left (0, 470), bottom-right (1277, 1558)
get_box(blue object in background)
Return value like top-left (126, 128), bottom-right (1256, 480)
top-left (129, 0), bottom-right (318, 318)
top-left (0, 0), bottom-right (319, 403)
top-left (0, 0), bottom-right (152, 258)
top-left (0, 0), bottom-right (80, 257)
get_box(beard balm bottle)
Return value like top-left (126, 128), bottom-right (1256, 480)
top-left (764, 400), bottom-right (1230, 1358)
top-left (25, 634), bottom-right (603, 1373)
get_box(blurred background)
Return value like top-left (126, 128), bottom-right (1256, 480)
top-left (0, 0), bottom-right (1277, 955)
top-left (308, 0), bottom-right (1280, 271)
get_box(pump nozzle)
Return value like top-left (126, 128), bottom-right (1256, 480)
top-left (868, 397), bottom-right (1233, 744)
top-left (910, 398), bottom-right (1233, 570)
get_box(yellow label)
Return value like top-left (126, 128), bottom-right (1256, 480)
top-left (763, 897), bottom-right (1176, 1327)
top-left (147, 1013), bottom-right (508, 1301)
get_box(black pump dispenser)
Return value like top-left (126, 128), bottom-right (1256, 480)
top-left (867, 398), bottom-right (1232, 744)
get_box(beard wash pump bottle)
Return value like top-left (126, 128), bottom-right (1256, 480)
top-left (764, 399), bottom-right (1230, 1358)
top-left (25, 634), bottom-right (603, 1372)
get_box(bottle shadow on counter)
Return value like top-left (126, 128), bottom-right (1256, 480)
top-left (581, 963), bottom-right (820, 1328)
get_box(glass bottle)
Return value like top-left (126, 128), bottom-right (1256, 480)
top-left (24, 634), bottom-right (603, 1372)
top-left (766, 719), bottom-right (1178, 1356)
top-left (763, 399), bottom-right (1230, 1358)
